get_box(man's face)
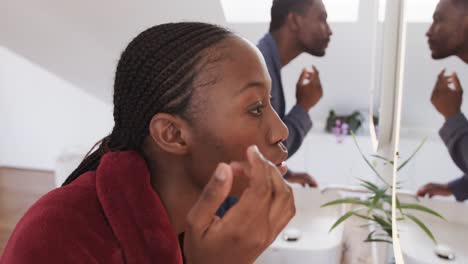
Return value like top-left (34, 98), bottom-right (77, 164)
top-left (295, 0), bottom-right (333, 57)
top-left (427, 0), bottom-right (467, 59)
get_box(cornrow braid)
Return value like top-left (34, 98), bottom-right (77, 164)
top-left (62, 22), bottom-right (232, 186)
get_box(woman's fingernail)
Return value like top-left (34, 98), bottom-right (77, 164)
top-left (253, 145), bottom-right (259, 153)
top-left (215, 164), bottom-right (227, 181)
top-left (248, 145), bottom-right (258, 155)
top-left (253, 145), bottom-right (264, 159)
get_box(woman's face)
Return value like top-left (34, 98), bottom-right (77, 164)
top-left (187, 36), bottom-right (289, 196)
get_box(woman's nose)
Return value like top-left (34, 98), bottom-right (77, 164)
top-left (269, 110), bottom-right (289, 145)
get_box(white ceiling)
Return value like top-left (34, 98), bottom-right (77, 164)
top-left (0, 0), bottom-right (227, 102)
top-left (0, 0), bottom-right (439, 103)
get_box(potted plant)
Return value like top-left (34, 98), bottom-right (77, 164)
top-left (321, 134), bottom-right (444, 260)
top-left (326, 110), bottom-right (379, 143)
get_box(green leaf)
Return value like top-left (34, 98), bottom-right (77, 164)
top-left (367, 230), bottom-right (392, 240)
top-left (364, 238), bottom-right (393, 244)
top-left (366, 230), bottom-right (377, 240)
top-left (359, 223), bottom-right (376, 228)
top-left (368, 191), bottom-right (383, 214)
top-left (384, 209), bottom-right (392, 219)
top-left (351, 132), bottom-right (390, 186)
top-left (353, 213), bottom-right (374, 221)
top-left (405, 214), bottom-right (437, 244)
top-left (358, 179), bottom-right (379, 192)
top-left (397, 138), bottom-right (427, 171)
top-left (382, 194), bottom-right (392, 204)
top-left (400, 203), bottom-right (445, 220)
top-left (395, 197), bottom-right (405, 218)
top-left (321, 198), bottom-right (370, 208)
top-left (329, 211), bottom-right (355, 233)
top-left (370, 154), bottom-right (394, 164)
top-left (372, 215), bottom-right (392, 236)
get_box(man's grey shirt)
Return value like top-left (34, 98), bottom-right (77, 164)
top-left (440, 112), bottom-right (468, 201)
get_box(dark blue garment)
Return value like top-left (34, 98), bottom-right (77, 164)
top-left (216, 196), bottom-right (239, 217)
top-left (440, 113), bottom-right (468, 201)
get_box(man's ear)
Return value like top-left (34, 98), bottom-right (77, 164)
top-left (148, 113), bottom-right (192, 155)
top-left (286, 12), bottom-right (301, 32)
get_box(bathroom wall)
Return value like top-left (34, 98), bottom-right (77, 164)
top-left (1, 0), bottom-right (466, 182)
top-left (0, 47), bottom-right (113, 170)
top-left (2, 0), bottom-right (464, 132)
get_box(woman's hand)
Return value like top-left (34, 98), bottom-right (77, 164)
top-left (184, 145), bottom-right (296, 264)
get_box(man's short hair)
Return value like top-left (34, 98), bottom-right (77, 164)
top-left (452, 0), bottom-right (468, 9)
top-left (269, 0), bottom-right (314, 32)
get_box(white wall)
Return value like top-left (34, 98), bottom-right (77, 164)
top-left (0, 0), bottom-right (227, 103)
top-left (282, 131), bottom-right (464, 191)
top-left (231, 7), bottom-right (468, 193)
top-left (229, 4), bottom-right (468, 189)
top-left (402, 25), bottom-right (468, 133)
top-left (231, 8), bottom-right (468, 135)
top-left (1, 0), bottom-right (466, 178)
top-left (0, 47), bottom-right (113, 170)
top-left (2, 0), bottom-right (462, 132)
top-left (228, 21), bottom-right (382, 130)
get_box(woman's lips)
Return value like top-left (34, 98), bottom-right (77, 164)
top-left (276, 161), bottom-right (288, 177)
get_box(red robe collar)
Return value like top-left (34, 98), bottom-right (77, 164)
top-left (96, 151), bottom-right (183, 263)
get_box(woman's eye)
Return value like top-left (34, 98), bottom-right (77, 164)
top-left (249, 104), bottom-right (265, 116)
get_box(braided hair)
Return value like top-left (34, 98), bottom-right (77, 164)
top-left (62, 22), bottom-right (232, 186)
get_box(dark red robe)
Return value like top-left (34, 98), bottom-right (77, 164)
top-left (1, 151), bottom-right (183, 264)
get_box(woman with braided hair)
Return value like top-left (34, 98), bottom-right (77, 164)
top-left (1, 22), bottom-right (294, 264)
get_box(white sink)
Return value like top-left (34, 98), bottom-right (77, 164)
top-left (399, 196), bottom-right (468, 264)
top-left (256, 187), bottom-right (345, 264)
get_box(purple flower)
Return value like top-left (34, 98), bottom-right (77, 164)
top-left (333, 119), bottom-right (346, 143)
top-left (333, 127), bottom-right (341, 136)
top-left (342, 122), bottom-right (349, 135)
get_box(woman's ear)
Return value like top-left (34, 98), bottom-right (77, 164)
top-left (148, 113), bottom-right (192, 155)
